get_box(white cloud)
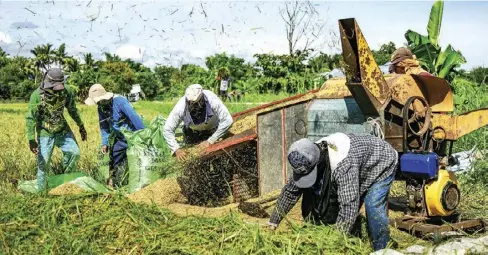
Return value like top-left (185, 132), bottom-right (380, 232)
top-left (0, 31), bottom-right (12, 44)
top-left (115, 45), bottom-right (145, 61)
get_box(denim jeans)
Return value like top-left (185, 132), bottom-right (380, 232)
top-left (363, 172), bottom-right (394, 251)
top-left (37, 131), bottom-right (80, 191)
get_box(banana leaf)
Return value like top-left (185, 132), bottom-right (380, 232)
top-left (427, 0), bottom-right (444, 46)
top-left (405, 30), bottom-right (429, 48)
top-left (411, 43), bottom-right (440, 74)
top-left (437, 45), bottom-right (467, 79)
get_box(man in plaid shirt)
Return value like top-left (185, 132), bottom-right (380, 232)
top-left (268, 133), bottom-right (398, 251)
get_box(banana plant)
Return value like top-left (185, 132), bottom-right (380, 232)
top-left (404, 0), bottom-right (466, 81)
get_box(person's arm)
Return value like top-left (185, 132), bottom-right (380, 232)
top-left (334, 163), bottom-right (361, 234)
top-left (268, 179), bottom-right (303, 226)
top-left (25, 90), bottom-right (40, 141)
top-left (119, 99), bottom-right (145, 130)
top-left (98, 107), bottom-right (110, 146)
top-left (163, 98), bottom-right (185, 154)
top-left (207, 94), bottom-right (233, 144)
top-left (65, 87), bottom-right (84, 127)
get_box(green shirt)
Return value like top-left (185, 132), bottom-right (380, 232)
top-left (25, 86), bottom-right (84, 141)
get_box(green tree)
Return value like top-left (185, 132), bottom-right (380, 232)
top-left (100, 61), bottom-right (135, 93)
top-left (82, 53), bottom-right (96, 70)
top-left (30, 43), bottom-right (55, 71)
top-left (372, 42), bottom-right (396, 65)
top-left (135, 72), bottom-right (159, 99)
top-left (469, 67), bottom-right (488, 86)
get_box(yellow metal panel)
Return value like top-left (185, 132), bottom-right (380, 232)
top-left (432, 108), bottom-right (488, 140)
top-left (355, 22), bottom-right (390, 104)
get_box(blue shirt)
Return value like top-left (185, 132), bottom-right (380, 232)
top-left (98, 95), bottom-right (145, 146)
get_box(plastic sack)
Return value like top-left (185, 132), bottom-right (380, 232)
top-left (123, 115), bottom-right (175, 193)
top-left (18, 171), bottom-right (110, 194)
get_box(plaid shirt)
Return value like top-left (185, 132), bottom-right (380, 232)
top-left (269, 133), bottom-right (398, 233)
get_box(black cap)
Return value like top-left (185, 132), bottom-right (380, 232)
top-left (43, 68), bottom-right (65, 90)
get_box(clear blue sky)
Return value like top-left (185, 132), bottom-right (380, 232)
top-left (0, 1), bottom-right (486, 69)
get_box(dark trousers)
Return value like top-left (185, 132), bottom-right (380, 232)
top-left (110, 138), bottom-right (128, 188)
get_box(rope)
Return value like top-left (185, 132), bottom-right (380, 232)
top-left (367, 117), bottom-right (384, 140)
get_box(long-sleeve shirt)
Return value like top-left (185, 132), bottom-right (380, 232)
top-left (98, 95), bottom-right (145, 146)
top-left (26, 86), bottom-right (83, 141)
top-left (163, 90), bottom-right (233, 153)
top-left (269, 133), bottom-right (398, 233)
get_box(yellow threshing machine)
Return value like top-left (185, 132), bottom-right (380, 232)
top-left (196, 18), bottom-right (487, 239)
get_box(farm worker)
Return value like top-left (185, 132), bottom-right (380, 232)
top-left (268, 133), bottom-right (398, 251)
top-left (25, 68), bottom-right (87, 192)
top-left (389, 47), bottom-right (433, 76)
top-left (84, 84), bottom-right (145, 187)
top-left (216, 67), bottom-right (231, 102)
top-left (163, 83), bottom-right (233, 160)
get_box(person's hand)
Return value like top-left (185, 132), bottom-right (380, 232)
top-left (79, 125), bottom-right (87, 141)
top-left (101, 145), bottom-right (108, 154)
top-left (28, 140), bottom-right (39, 155)
top-left (175, 149), bottom-right (187, 161)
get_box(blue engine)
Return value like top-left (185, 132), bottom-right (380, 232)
top-left (400, 152), bottom-right (439, 179)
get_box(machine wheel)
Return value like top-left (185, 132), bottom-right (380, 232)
top-left (442, 182), bottom-right (460, 212)
top-left (403, 96), bottom-right (432, 137)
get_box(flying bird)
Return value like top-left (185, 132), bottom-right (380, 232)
top-left (24, 7), bottom-right (37, 15)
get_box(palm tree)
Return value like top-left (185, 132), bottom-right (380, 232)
top-left (104, 52), bottom-right (121, 62)
top-left (30, 43), bottom-right (55, 72)
top-left (55, 43), bottom-right (67, 69)
top-left (82, 53), bottom-right (95, 69)
top-left (0, 47), bottom-right (7, 57)
top-left (64, 57), bottom-right (80, 73)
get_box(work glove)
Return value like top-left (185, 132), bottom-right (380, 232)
top-left (28, 140), bottom-right (39, 155)
top-left (267, 222), bottom-right (278, 231)
top-left (79, 125), bottom-right (87, 141)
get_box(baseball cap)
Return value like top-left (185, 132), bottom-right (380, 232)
top-left (288, 138), bottom-right (321, 188)
top-left (42, 68), bottom-right (65, 90)
top-left (84, 84), bottom-right (114, 105)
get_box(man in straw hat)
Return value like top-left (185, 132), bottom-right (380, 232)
top-left (85, 84), bottom-right (145, 187)
top-left (389, 47), bottom-right (433, 76)
top-left (163, 83), bottom-right (233, 160)
top-left (26, 68), bottom-right (87, 192)
top-left (268, 133), bottom-right (398, 251)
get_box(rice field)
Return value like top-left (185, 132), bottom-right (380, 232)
top-left (1, 91), bottom-right (488, 254)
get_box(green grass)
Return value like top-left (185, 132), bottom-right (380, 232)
top-left (0, 193), bottom-right (371, 254)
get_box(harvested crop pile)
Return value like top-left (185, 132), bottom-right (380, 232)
top-left (128, 178), bottom-right (185, 206)
top-left (48, 183), bottom-right (85, 195)
top-left (178, 143), bottom-right (258, 206)
top-left (166, 202), bottom-right (239, 218)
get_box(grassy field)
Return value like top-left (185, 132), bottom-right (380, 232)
top-left (1, 89), bottom-right (488, 254)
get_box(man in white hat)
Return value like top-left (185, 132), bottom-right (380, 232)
top-left (85, 84), bottom-right (145, 187)
top-left (163, 84), bottom-right (233, 205)
top-left (163, 84), bottom-right (233, 160)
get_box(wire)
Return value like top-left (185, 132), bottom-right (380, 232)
top-left (367, 117), bottom-right (384, 140)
